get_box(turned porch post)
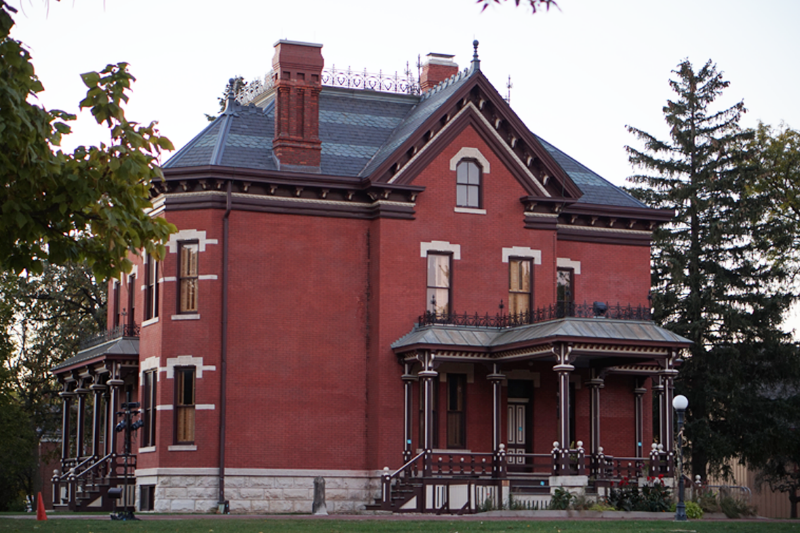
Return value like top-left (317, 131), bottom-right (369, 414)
top-left (418, 351), bottom-right (438, 476)
top-left (487, 364), bottom-right (505, 453)
top-left (107, 367), bottom-right (124, 459)
top-left (554, 343), bottom-right (574, 449)
top-left (653, 375), bottom-right (665, 447)
top-left (401, 363), bottom-right (416, 463)
top-left (58, 388), bottom-right (74, 465)
top-left (90, 381), bottom-right (106, 458)
top-left (587, 371), bottom-right (604, 455)
top-left (74, 380), bottom-right (89, 458)
top-left (633, 378), bottom-right (646, 458)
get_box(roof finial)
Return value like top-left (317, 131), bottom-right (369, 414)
top-left (224, 77), bottom-right (237, 114)
top-left (471, 40), bottom-right (480, 72)
top-left (506, 75), bottom-right (513, 104)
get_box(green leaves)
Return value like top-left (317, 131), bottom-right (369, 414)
top-left (0, 2), bottom-right (176, 280)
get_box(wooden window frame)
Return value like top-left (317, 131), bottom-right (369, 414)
top-left (456, 159), bottom-right (482, 208)
top-left (557, 267), bottom-right (575, 317)
top-left (112, 280), bottom-right (121, 329)
top-left (508, 257), bottom-right (533, 321)
top-left (446, 374), bottom-right (467, 449)
top-left (174, 366), bottom-right (195, 444)
top-left (141, 369), bottom-right (157, 447)
top-left (144, 253), bottom-right (159, 320)
top-left (177, 241), bottom-right (199, 314)
top-left (127, 274), bottom-right (136, 330)
top-left (426, 252), bottom-right (452, 316)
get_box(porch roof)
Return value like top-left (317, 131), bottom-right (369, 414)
top-left (391, 317), bottom-right (691, 353)
top-left (51, 337), bottom-right (139, 375)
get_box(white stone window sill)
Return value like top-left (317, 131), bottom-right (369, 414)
top-left (171, 314), bottom-right (200, 321)
top-left (138, 446), bottom-right (156, 454)
top-left (454, 207), bottom-right (486, 215)
top-left (168, 445), bottom-right (197, 452)
top-left (141, 317), bottom-right (159, 327)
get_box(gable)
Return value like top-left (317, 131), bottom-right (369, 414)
top-left (366, 72), bottom-right (583, 205)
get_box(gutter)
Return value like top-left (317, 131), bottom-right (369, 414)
top-left (218, 179), bottom-right (232, 513)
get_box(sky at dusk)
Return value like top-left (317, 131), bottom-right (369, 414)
top-left (8, 0), bottom-right (800, 334)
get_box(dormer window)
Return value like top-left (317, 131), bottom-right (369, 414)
top-left (456, 160), bottom-right (481, 208)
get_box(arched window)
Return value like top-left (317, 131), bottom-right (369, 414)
top-left (456, 160), bottom-right (481, 208)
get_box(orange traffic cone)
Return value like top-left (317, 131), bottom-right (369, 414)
top-left (36, 492), bottom-right (47, 521)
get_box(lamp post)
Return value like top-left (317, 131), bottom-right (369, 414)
top-left (673, 394), bottom-right (688, 521)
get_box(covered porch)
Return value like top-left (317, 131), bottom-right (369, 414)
top-left (50, 325), bottom-right (140, 512)
top-left (380, 308), bottom-right (691, 513)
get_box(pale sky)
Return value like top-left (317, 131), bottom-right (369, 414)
top-left (8, 0), bottom-right (800, 335)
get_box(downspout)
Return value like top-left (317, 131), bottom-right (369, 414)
top-left (218, 179), bottom-right (232, 512)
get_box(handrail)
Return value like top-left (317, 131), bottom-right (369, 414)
top-left (73, 453), bottom-right (114, 480)
top-left (390, 450), bottom-right (426, 479)
top-left (57, 455), bottom-right (96, 481)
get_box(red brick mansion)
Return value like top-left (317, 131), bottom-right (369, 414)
top-left (51, 40), bottom-right (690, 514)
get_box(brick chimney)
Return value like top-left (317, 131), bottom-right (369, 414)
top-left (419, 53), bottom-right (459, 92)
top-left (272, 40), bottom-right (324, 170)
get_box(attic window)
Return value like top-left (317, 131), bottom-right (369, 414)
top-left (456, 160), bottom-right (481, 208)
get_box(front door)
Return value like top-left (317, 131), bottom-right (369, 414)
top-left (507, 401), bottom-right (529, 467)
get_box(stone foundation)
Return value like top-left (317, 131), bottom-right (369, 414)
top-left (134, 468), bottom-right (381, 513)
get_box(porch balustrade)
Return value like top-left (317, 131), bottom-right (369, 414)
top-left (380, 443), bottom-right (676, 512)
top-left (51, 452), bottom-right (135, 510)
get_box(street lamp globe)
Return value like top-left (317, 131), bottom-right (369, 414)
top-left (673, 394), bottom-right (688, 411)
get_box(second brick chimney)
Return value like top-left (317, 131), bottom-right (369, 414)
top-left (272, 40), bottom-right (324, 170)
top-left (419, 53), bottom-right (459, 92)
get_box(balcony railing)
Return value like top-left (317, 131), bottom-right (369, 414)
top-left (417, 302), bottom-right (651, 329)
top-left (79, 324), bottom-right (140, 350)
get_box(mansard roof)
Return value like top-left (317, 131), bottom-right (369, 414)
top-left (163, 63), bottom-right (647, 212)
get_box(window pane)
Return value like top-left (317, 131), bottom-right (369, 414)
top-left (457, 162), bottom-right (468, 184)
top-left (466, 184), bottom-right (479, 207)
top-left (180, 279), bottom-right (198, 312)
top-left (180, 244), bottom-right (199, 277)
top-left (456, 184), bottom-right (467, 206)
top-left (557, 269), bottom-right (573, 302)
top-left (468, 162), bottom-right (480, 184)
top-left (509, 293), bottom-right (530, 315)
top-left (427, 255), bottom-right (450, 288)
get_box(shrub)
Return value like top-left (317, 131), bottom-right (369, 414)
top-left (685, 501), bottom-right (704, 519)
top-left (549, 487), bottom-right (573, 510)
top-left (608, 476), bottom-right (672, 512)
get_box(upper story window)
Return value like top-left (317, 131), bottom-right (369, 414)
top-left (427, 253), bottom-right (451, 316)
top-left (509, 258), bottom-right (532, 318)
top-left (141, 369), bottom-right (157, 447)
top-left (127, 274), bottom-right (136, 330)
top-left (557, 267), bottom-right (574, 317)
top-left (175, 366), bottom-right (195, 444)
top-left (112, 280), bottom-right (121, 329)
top-left (456, 160), bottom-right (481, 208)
top-left (144, 253), bottom-right (159, 321)
top-left (178, 242), bottom-right (199, 313)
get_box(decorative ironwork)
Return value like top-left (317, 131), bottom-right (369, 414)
top-left (234, 64), bottom-right (420, 106)
top-left (321, 65), bottom-right (420, 95)
top-left (417, 302), bottom-right (652, 329)
top-left (79, 324), bottom-right (140, 350)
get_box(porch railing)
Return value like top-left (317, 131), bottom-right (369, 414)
top-left (52, 452), bottom-right (136, 510)
top-left (418, 302), bottom-right (651, 328)
top-left (79, 323), bottom-right (140, 350)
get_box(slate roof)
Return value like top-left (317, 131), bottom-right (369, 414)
top-left (164, 66), bottom-right (643, 209)
top-left (391, 317), bottom-right (692, 351)
top-left (51, 337), bottom-right (140, 372)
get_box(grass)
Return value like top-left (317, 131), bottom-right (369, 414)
top-left (0, 517), bottom-right (798, 533)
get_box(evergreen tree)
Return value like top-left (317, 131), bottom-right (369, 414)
top-left (625, 59), bottom-right (797, 480)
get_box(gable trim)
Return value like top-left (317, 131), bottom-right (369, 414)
top-left (388, 102), bottom-right (549, 197)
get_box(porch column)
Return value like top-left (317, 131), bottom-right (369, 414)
top-left (652, 375), bottom-right (665, 447)
top-left (633, 378), bottom-right (646, 458)
top-left (58, 389), bottom-right (73, 465)
top-left (553, 343), bottom-right (574, 449)
top-left (107, 369), bottom-right (124, 457)
top-left (74, 381), bottom-right (89, 458)
top-left (587, 371), bottom-right (604, 455)
top-left (90, 382), bottom-right (106, 458)
top-left (487, 364), bottom-right (505, 452)
top-left (418, 351), bottom-right (438, 476)
top-left (401, 363), bottom-right (416, 463)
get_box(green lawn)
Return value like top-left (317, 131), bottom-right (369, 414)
top-left (0, 517), bottom-right (797, 533)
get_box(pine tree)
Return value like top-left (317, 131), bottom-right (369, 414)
top-left (626, 59), bottom-right (796, 480)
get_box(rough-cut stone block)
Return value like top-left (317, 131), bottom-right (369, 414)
top-left (251, 500), bottom-right (271, 513)
top-left (326, 488), bottom-right (349, 501)
top-left (198, 477), bottom-right (220, 488)
top-left (270, 500), bottom-right (293, 513)
top-left (249, 476), bottom-right (276, 488)
top-left (188, 487), bottom-right (217, 499)
top-left (283, 488), bottom-right (311, 500)
top-left (170, 499), bottom-right (196, 512)
top-left (224, 476), bottom-right (245, 488)
top-left (164, 488), bottom-right (189, 499)
top-left (239, 488), bottom-right (264, 499)
top-left (195, 500), bottom-right (218, 513)
top-left (154, 499), bottom-right (171, 513)
top-left (229, 499), bottom-right (251, 513)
